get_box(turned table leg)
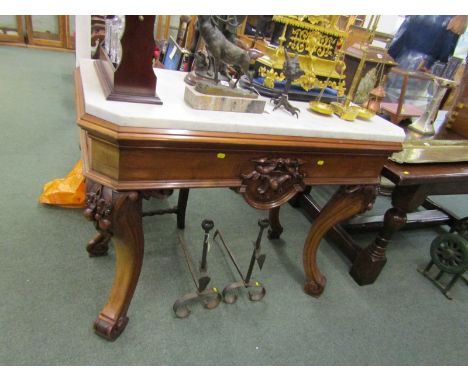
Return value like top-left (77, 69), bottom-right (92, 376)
top-left (268, 206), bottom-right (283, 239)
top-left (176, 188), bottom-right (190, 229)
top-left (84, 181), bottom-right (144, 341)
top-left (350, 184), bottom-right (429, 285)
top-left (303, 185), bottom-right (378, 297)
top-left (349, 207), bottom-right (406, 284)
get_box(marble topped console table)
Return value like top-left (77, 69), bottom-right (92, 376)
top-left (75, 59), bottom-right (405, 341)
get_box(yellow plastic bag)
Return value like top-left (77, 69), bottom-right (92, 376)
top-left (39, 160), bottom-right (85, 208)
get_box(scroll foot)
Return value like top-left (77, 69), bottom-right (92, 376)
top-left (86, 232), bottom-right (111, 257)
top-left (304, 276), bottom-right (327, 297)
top-left (94, 314), bottom-right (129, 341)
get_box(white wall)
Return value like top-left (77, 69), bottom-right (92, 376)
top-left (363, 15), bottom-right (405, 35)
top-left (376, 15), bottom-right (405, 35)
top-left (75, 15), bottom-right (91, 67)
top-left (363, 15), bottom-right (405, 48)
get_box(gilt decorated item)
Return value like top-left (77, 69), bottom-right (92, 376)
top-left (247, 16), bottom-right (348, 103)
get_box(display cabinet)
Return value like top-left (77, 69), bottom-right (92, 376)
top-left (445, 62), bottom-right (468, 138)
top-left (24, 15), bottom-right (68, 48)
top-left (380, 67), bottom-right (434, 124)
top-left (0, 16), bottom-right (75, 50)
top-left (65, 15), bottom-right (75, 50)
top-left (0, 15), bottom-right (24, 44)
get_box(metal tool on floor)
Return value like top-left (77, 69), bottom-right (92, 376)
top-left (418, 217), bottom-right (468, 299)
top-left (173, 219), bottom-right (222, 318)
top-left (213, 218), bottom-right (269, 303)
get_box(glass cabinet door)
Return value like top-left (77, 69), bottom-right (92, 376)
top-left (0, 15), bottom-right (25, 43)
top-left (25, 15), bottom-right (67, 48)
top-left (66, 15), bottom-right (75, 50)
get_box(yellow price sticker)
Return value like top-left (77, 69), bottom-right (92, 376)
top-left (217, 153), bottom-right (226, 159)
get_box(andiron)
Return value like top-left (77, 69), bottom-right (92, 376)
top-left (214, 218), bottom-right (270, 303)
top-left (173, 219), bottom-right (222, 318)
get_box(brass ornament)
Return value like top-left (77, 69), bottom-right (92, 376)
top-left (255, 15), bottom-right (347, 97)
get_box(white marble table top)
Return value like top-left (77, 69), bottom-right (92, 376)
top-left (79, 59), bottom-right (405, 143)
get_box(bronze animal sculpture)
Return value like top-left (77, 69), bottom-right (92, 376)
top-left (197, 15), bottom-right (253, 88)
top-left (194, 51), bottom-right (209, 72)
top-left (211, 15), bottom-right (246, 45)
top-left (271, 47), bottom-right (305, 118)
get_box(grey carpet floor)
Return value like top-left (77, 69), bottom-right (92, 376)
top-left (0, 45), bottom-right (467, 365)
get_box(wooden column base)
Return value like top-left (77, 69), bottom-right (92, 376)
top-left (350, 207), bottom-right (407, 284)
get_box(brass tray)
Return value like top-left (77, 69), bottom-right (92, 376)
top-left (390, 139), bottom-right (468, 164)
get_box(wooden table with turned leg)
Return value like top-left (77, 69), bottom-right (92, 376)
top-left (75, 59), bottom-right (404, 341)
top-left (294, 160), bottom-right (468, 288)
top-left (357, 161), bottom-right (468, 283)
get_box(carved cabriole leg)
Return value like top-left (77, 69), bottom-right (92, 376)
top-left (92, 189), bottom-right (144, 341)
top-left (303, 185), bottom-right (378, 297)
top-left (350, 184), bottom-right (429, 285)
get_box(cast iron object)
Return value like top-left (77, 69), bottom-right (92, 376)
top-left (450, 217), bottom-right (468, 240)
top-left (173, 221), bottom-right (222, 318)
top-left (418, 231), bottom-right (468, 300)
top-left (173, 287), bottom-right (222, 319)
top-left (200, 219), bottom-right (215, 274)
top-left (213, 218), bottom-right (269, 303)
top-left (430, 233), bottom-right (468, 275)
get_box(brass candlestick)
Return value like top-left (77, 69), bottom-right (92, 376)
top-left (274, 23), bottom-right (288, 66)
top-left (331, 44), bottom-right (374, 121)
top-left (309, 68), bottom-right (335, 116)
top-left (330, 16), bottom-right (381, 121)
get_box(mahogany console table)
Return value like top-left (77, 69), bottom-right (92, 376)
top-left (75, 59), bottom-right (404, 341)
